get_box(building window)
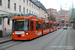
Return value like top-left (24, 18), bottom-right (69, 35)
top-left (31, 21), bottom-right (33, 31)
top-left (45, 15), bottom-right (46, 18)
top-left (29, 1), bottom-right (31, 6)
top-left (62, 16), bottom-right (64, 17)
top-left (23, 0), bottom-right (25, 3)
top-left (19, 5), bottom-right (21, 12)
top-left (34, 5), bottom-right (35, 8)
top-left (32, 4), bottom-right (33, 8)
top-left (58, 21), bottom-right (60, 23)
top-left (23, 7), bottom-right (25, 13)
top-left (0, 18), bottom-right (2, 25)
top-left (66, 21), bottom-right (68, 23)
top-left (32, 11), bottom-right (33, 14)
top-left (8, 0), bottom-right (10, 8)
top-left (61, 20), bottom-right (64, 23)
top-left (27, 0), bottom-right (28, 5)
top-left (27, 9), bottom-right (28, 13)
top-left (14, 3), bottom-right (16, 11)
top-left (0, 0), bottom-right (2, 5)
top-left (29, 10), bottom-right (31, 14)
top-left (8, 18), bottom-right (10, 25)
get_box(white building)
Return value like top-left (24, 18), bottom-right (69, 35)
top-left (0, 0), bottom-right (48, 37)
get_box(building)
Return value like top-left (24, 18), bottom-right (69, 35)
top-left (0, 0), bottom-right (48, 37)
top-left (47, 8), bottom-right (58, 21)
top-left (32, 0), bottom-right (48, 18)
top-left (57, 10), bottom-right (70, 26)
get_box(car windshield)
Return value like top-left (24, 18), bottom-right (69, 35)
top-left (12, 19), bottom-right (29, 31)
top-left (64, 26), bottom-right (66, 27)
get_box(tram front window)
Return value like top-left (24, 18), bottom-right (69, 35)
top-left (12, 19), bottom-right (29, 31)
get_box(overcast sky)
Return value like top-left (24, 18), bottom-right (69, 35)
top-left (38, 0), bottom-right (74, 11)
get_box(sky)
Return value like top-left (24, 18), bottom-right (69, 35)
top-left (38, 0), bottom-right (74, 11)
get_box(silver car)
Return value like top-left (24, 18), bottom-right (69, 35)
top-left (63, 26), bottom-right (67, 29)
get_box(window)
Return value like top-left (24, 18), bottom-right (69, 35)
top-left (31, 21), bottom-right (33, 31)
top-left (27, 0), bottom-right (28, 5)
top-left (57, 24), bottom-right (59, 27)
top-left (32, 4), bottom-right (33, 8)
top-left (53, 13), bottom-right (55, 15)
top-left (32, 11), bottom-right (33, 14)
top-left (66, 21), bottom-right (68, 23)
top-left (29, 10), bottom-right (31, 14)
top-left (23, 7), bottom-right (25, 13)
top-left (8, 0), bottom-right (10, 8)
top-left (50, 23), bottom-right (52, 28)
top-left (27, 9), bottom-right (28, 13)
top-left (8, 18), bottom-right (10, 25)
top-left (0, 18), bottom-right (2, 25)
top-left (45, 15), bottom-right (46, 18)
top-left (54, 24), bottom-right (55, 27)
top-left (19, 5), bottom-right (21, 12)
top-left (34, 5), bottom-right (35, 8)
top-left (12, 19), bottom-right (29, 31)
top-left (29, 1), bottom-right (31, 6)
top-left (23, 0), bottom-right (25, 3)
top-left (0, 0), bottom-right (2, 5)
top-left (61, 20), bottom-right (64, 23)
top-left (44, 23), bottom-right (49, 29)
top-left (58, 21), bottom-right (60, 23)
top-left (36, 22), bottom-right (41, 30)
top-left (14, 3), bottom-right (16, 11)
top-left (62, 16), bottom-right (64, 17)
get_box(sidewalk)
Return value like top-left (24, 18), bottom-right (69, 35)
top-left (0, 35), bottom-right (12, 43)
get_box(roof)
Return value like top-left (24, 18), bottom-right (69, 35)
top-left (31, 0), bottom-right (47, 13)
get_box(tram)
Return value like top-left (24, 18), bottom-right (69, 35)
top-left (12, 14), bottom-right (59, 40)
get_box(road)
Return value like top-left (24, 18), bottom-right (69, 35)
top-left (0, 27), bottom-right (74, 50)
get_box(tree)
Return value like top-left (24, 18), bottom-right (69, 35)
top-left (47, 15), bottom-right (56, 21)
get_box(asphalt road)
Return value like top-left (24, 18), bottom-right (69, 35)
top-left (0, 27), bottom-right (74, 50)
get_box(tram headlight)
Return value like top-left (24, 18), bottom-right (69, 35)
top-left (12, 33), bottom-right (14, 35)
top-left (26, 33), bottom-right (29, 35)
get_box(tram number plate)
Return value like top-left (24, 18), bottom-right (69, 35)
top-left (15, 32), bottom-right (24, 34)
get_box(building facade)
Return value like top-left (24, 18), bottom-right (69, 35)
top-left (0, 0), bottom-right (48, 37)
top-left (57, 10), bottom-right (70, 26)
top-left (47, 8), bottom-right (58, 21)
top-left (32, 0), bottom-right (48, 18)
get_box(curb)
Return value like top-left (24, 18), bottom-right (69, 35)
top-left (0, 39), bottom-right (12, 44)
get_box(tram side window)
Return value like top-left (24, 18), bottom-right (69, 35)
top-left (50, 23), bottom-right (52, 28)
top-left (56, 24), bottom-right (57, 27)
top-left (54, 24), bottom-right (55, 27)
top-left (36, 22), bottom-right (41, 30)
top-left (31, 21), bottom-right (33, 31)
top-left (0, 18), bottom-right (2, 25)
top-left (44, 23), bottom-right (49, 29)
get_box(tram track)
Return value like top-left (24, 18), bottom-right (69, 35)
top-left (55, 30), bottom-right (67, 50)
top-left (41, 29), bottom-right (65, 50)
top-left (0, 40), bottom-right (12, 44)
top-left (0, 40), bottom-right (26, 50)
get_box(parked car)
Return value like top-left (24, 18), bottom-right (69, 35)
top-left (63, 26), bottom-right (67, 29)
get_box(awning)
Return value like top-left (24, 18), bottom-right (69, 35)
top-left (70, 19), bottom-right (75, 23)
top-left (0, 13), bottom-right (18, 18)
